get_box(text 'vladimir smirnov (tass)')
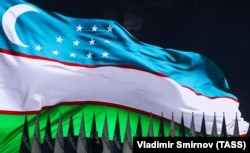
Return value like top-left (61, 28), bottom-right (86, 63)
top-left (133, 137), bottom-right (249, 153)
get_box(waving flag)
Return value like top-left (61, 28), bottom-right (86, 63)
top-left (0, 0), bottom-right (249, 152)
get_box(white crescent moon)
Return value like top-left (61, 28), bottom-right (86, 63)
top-left (2, 4), bottom-right (39, 48)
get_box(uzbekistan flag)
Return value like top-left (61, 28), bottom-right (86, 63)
top-left (0, 0), bottom-right (249, 152)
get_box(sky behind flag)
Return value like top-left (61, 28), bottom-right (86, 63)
top-left (0, 0), bottom-right (249, 152)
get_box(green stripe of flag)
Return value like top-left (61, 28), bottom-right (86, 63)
top-left (0, 104), bottom-right (191, 153)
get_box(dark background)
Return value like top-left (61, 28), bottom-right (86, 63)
top-left (26, 0), bottom-right (250, 136)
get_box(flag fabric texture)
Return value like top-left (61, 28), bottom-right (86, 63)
top-left (0, 0), bottom-right (249, 152)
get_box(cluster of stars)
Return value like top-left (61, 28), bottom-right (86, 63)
top-left (34, 24), bottom-right (114, 59)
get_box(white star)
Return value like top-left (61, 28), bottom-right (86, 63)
top-left (102, 51), bottom-right (109, 58)
top-left (35, 45), bottom-right (42, 51)
top-left (52, 50), bottom-right (59, 55)
top-left (87, 52), bottom-right (93, 59)
top-left (107, 25), bottom-right (113, 32)
top-left (89, 38), bottom-right (95, 45)
top-left (70, 53), bottom-right (76, 57)
top-left (56, 36), bottom-right (63, 43)
top-left (76, 25), bottom-right (83, 32)
top-left (73, 40), bottom-right (80, 46)
top-left (91, 25), bottom-right (98, 32)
